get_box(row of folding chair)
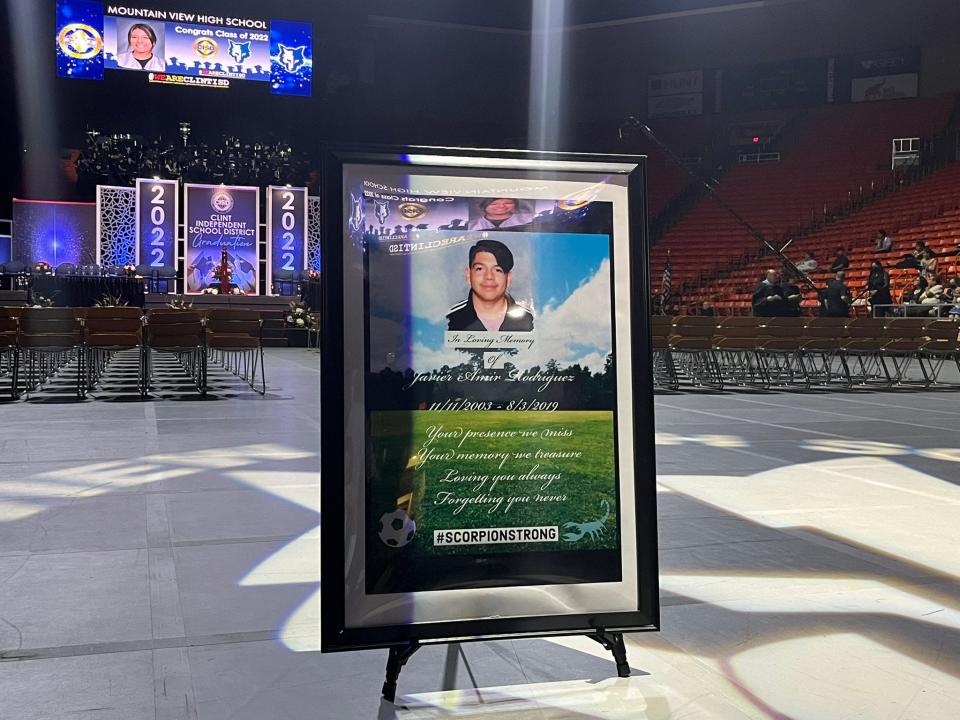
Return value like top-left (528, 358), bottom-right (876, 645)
top-left (0, 307), bottom-right (265, 400)
top-left (652, 315), bottom-right (960, 391)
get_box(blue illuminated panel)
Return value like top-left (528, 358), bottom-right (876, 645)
top-left (56, 0), bottom-right (105, 80)
top-left (270, 19), bottom-right (312, 97)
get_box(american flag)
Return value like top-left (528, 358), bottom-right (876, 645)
top-left (660, 251), bottom-right (672, 300)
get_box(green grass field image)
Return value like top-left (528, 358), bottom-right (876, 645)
top-left (368, 410), bottom-right (619, 557)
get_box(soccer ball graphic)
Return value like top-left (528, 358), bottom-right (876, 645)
top-left (378, 509), bottom-right (416, 548)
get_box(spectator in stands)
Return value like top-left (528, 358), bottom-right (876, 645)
top-left (947, 283), bottom-right (960, 317)
top-left (921, 248), bottom-right (939, 277)
top-left (752, 269), bottom-right (783, 317)
top-left (822, 270), bottom-right (852, 317)
top-left (918, 275), bottom-right (949, 307)
top-left (829, 248), bottom-right (850, 273)
top-left (795, 251), bottom-right (818, 274)
top-left (905, 273), bottom-right (929, 303)
top-left (896, 240), bottom-right (926, 269)
top-left (867, 259), bottom-right (893, 316)
top-left (875, 229), bottom-right (894, 253)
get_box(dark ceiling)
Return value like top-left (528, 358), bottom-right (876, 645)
top-left (361, 0), bottom-right (802, 32)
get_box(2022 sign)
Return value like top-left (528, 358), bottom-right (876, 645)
top-left (267, 185), bottom-right (307, 286)
top-left (136, 178), bottom-right (178, 269)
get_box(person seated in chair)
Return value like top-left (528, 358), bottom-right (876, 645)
top-left (795, 251), bottom-right (818, 274)
top-left (920, 248), bottom-right (939, 277)
top-left (895, 240), bottom-right (926, 269)
top-left (828, 247), bottom-right (850, 273)
top-left (875, 229), bottom-right (894, 253)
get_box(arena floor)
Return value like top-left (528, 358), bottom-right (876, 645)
top-left (1, 348), bottom-right (959, 719)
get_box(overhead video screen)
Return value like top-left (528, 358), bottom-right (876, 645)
top-left (56, 0), bottom-right (312, 95)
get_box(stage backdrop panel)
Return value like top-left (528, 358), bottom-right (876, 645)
top-left (267, 185), bottom-right (307, 291)
top-left (0, 235), bottom-right (11, 265)
top-left (13, 199), bottom-right (97, 267)
top-left (95, 185), bottom-right (136, 267)
top-left (307, 195), bottom-right (322, 271)
top-left (136, 178), bottom-right (178, 270)
top-left (184, 184), bottom-right (259, 295)
top-left (320, 147), bottom-right (657, 652)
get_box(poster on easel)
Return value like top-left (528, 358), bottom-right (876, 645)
top-left (183, 184), bottom-right (259, 295)
top-left (320, 147), bottom-right (658, 660)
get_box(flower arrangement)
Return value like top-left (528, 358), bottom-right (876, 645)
top-left (34, 261), bottom-right (52, 274)
top-left (31, 295), bottom-right (55, 308)
top-left (95, 293), bottom-right (128, 307)
top-left (306, 268), bottom-right (320, 280)
top-left (231, 287), bottom-right (242, 295)
top-left (167, 295), bottom-right (194, 310)
top-left (122, 263), bottom-right (137, 277)
top-left (212, 265), bottom-right (234, 282)
top-left (286, 299), bottom-right (311, 327)
top-left (201, 287), bottom-right (220, 295)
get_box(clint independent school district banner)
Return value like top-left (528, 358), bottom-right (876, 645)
top-left (184, 184), bottom-right (259, 294)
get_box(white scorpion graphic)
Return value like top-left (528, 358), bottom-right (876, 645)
top-left (562, 499), bottom-right (611, 542)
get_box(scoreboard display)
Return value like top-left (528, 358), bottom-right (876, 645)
top-left (56, 1), bottom-right (312, 96)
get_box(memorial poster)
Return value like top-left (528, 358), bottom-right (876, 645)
top-left (325, 152), bottom-right (657, 648)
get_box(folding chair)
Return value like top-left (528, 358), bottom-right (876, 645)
top-left (883, 318), bottom-right (932, 386)
top-left (204, 309), bottom-right (265, 394)
top-left (757, 318), bottom-right (809, 388)
top-left (0, 308), bottom-right (19, 398)
top-left (145, 309), bottom-right (206, 396)
top-left (713, 317), bottom-right (769, 388)
top-left (83, 306), bottom-right (146, 396)
top-left (651, 315), bottom-right (679, 391)
top-left (841, 317), bottom-right (892, 387)
top-left (18, 307), bottom-right (85, 398)
top-left (919, 319), bottom-right (960, 387)
top-left (669, 316), bottom-right (723, 389)
top-left (800, 318), bottom-right (851, 387)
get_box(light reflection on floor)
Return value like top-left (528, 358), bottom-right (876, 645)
top-left (220, 441), bottom-right (960, 718)
top-left (4, 353), bottom-right (960, 718)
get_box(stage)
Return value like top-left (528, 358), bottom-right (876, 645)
top-left (144, 293), bottom-right (297, 313)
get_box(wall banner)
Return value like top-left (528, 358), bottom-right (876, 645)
top-left (851, 47), bottom-right (921, 78)
top-left (851, 73), bottom-right (919, 103)
top-left (648, 69), bottom-right (703, 97)
top-left (184, 184), bottom-right (259, 294)
top-left (320, 147), bottom-right (658, 653)
top-left (266, 185), bottom-right (307, 289)
top-left (135, 178), bottom-right (178, 269)
top-left (648, 92), bottom-right (703, 119)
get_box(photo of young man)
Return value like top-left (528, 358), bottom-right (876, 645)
top-left (446, 239), bottom-right (534, 331)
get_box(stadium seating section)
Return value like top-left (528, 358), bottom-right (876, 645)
top-left (645, 95), bottom-right (958, 313)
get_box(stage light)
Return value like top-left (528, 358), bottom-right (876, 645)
top-left (528, 0), bottom-right (568, 151)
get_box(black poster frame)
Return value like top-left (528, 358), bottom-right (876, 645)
top-left (320, 144), bottom-right (658, 654)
